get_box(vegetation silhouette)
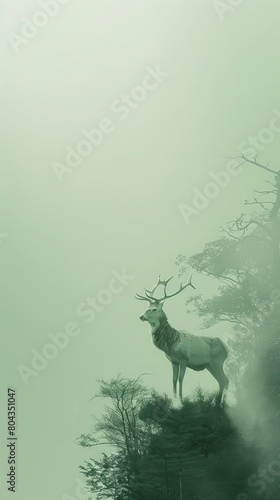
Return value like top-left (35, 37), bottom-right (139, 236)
top-left (78, 154), bottom-right (280, 499)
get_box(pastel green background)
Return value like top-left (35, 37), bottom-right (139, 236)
top-left (2, 1), bottom-right (280, 498)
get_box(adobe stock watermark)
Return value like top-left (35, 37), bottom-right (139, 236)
top-left (17, 268), bottom-right (134, 386)
top-left (8, 0), bottom-right (143, 55)
top-left (51, 65), bottom-right (168, 183)
top-left (213, 0), bottom-right (246, 22)
top-left (236, 454), bottom-right (280, 499)
top-left (8, 0), bottom-right (72, 54)
top-left (179, 108), bottom-right (280, 225)
top-left (0, 233), bottom-right (9, 244)
top-left (62, 477), bottom-right (89, 500)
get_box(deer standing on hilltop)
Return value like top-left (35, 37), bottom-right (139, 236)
top-left (136, 276), bottom-right (229, 404)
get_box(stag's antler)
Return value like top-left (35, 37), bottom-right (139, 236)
top-left (135, 292), bottom-right (152, 302)
top-left (135, 275), bottom-right (168, 302)
top-left (145, 275), bottom-right (172, 298)
top-left (135, 275), bottom-right (195, 303)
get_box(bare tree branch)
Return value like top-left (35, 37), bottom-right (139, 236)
top-left (222, 153), bottom-right (278, 174)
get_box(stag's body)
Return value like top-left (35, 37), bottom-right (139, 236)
top-left (150, 310), bottom-right (228, 403)
top-left (136, 275), bottom-right (229, 404)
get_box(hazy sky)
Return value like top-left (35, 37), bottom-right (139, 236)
top-left (2, 1), bottom-right (280, 499)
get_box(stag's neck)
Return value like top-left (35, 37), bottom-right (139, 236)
top-left (151, 317), bottom-right (180, 354)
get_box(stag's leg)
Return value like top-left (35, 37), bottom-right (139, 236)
top-left (172, 363), bottom-right (179, 398)
top-left (207, 362), bottom-right (229, 405)
top-left (179, 364), bottom-right (187, 403)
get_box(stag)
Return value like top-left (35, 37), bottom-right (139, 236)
top-left (136, 275), bottom-right (229, 404)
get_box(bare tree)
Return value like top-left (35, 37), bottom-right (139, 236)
top-left (222, 153), bottom-right (280, 288)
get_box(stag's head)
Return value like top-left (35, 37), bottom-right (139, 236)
top-left (135, 275), bottom-right (195, 328)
